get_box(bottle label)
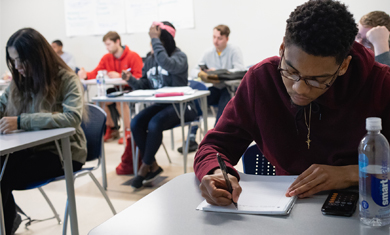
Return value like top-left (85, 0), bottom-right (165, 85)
top-left (359, 153), bottom-right (369, 178)
top-left (371, 177), bottom-right (389, 207)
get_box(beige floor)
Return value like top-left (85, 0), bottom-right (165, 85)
top-left (13, 116), bottom-right (244, 235)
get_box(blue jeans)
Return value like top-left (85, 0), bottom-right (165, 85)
top-left (131, 103), bottom-right (197, 165)
top-left (190, 86), bottom-right (231, 135)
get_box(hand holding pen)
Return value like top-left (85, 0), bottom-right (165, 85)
top-left (217, 153), bottom-right (238, 208)
top-left (198, 153), bottom-right (242, 207)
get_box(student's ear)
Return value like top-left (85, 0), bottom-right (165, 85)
top-left (279, 39), bottom-right (285, 56)
top-left (338, 55), bottom-right (352, 76)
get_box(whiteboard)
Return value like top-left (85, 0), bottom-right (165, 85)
top-left (125, 0), bottom-right (195, 34)
top-left (64, 0), bottom-right (126, 37)
top-left (64, 0), bottom-right (194, 37)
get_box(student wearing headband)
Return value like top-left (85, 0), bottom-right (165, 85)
top-left (121, 21), bottom-right (198, 188)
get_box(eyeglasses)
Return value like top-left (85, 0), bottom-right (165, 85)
top-left (277, 49), bottom-right (342, 89)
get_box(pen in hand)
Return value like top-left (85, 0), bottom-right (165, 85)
top-left (217, 153), bottom-right (238, 208)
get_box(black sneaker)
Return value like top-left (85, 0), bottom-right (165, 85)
top-left (11, 213), bottom-right (22, 235)
top-left (177, 140), bottom-right (198, 154)
top-left (143, 167), bottom-right (163, 184)
top-left (131, 175), bottom-right (145, 190)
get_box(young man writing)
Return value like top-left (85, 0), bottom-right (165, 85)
top-left (178, 25), bottom-right (245, 153)
top-left (195, 0), bottom-right (390, 206)
top-left (78, 31), bottom-right (143, 144)
top-left (356, 11), bottom-right (390, 66)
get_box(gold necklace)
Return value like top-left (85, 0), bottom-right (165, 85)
top-left (304, 103), bottom-right (312, 149)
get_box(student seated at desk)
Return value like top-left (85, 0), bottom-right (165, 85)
top-left (194, 0), bottom-right (390, 206)
top-left (78, 31), bottom-right (143, 145)
top-left (178, 24), bottom-right (245, 154)
top-left (51, 39), bottom-right (77, 71)
top-left (356, 11), bottom-right (390, 66)
top-left (122, 21), bottom-right (197, 189)
top-left (0, 28), bottom-right (87, 235)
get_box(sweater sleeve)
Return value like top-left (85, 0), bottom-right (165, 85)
top-left (194, 68), bottom-right (258, 181)
top-left (129, 52), bottom-right (143, 78)
top-left (0, 86), bottom-right (9, 119)
top-left (20, 73), bottom-right (84, 130)
top-left (231, 46), bottom-right (245, 70)
top-left (376, 51), bottom-right (390, 67)
top-left (151, 38), bottom-right (188, 75)
top-left (86, 55), bottom-right (107, 80)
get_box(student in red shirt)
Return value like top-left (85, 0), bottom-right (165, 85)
top-left (78, 31), bottom-right (143, 144)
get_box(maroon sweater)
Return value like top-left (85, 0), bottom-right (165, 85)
top-left (194, 42), bottom-right (390, 181)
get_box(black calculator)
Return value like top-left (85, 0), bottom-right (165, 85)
top-left (321, 190), bottom-right (359, 217)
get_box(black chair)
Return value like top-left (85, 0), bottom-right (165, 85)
top-left (242, 145), bottom-right (275, 175)
top-left (16, 104), bottom-right (116, 234)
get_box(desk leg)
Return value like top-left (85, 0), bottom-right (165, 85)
top-left (119, 86), bottom-right (127, 148)
top-left (201, 96), bottom-right (208, 135)
top-left (180, 102), bottom-right (187, 173)
top-left (86, 86), bottom-right (90, 103)
top-left (0, 154), bottom-right (9, 235)
top-left (129, 103), bottom-right (138, 176)
top-left (61, 137), bottom-right (79, 235)
top-left (101, 136), bottom-right (107, 190)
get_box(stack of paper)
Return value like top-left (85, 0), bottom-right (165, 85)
top-left (197, 174), bottom-right (297, 215)
top-left (124, 86), bottom-right (195, 97)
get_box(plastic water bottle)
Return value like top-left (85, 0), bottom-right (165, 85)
top-left (359, 117), bottom-right (390, 226)
top-left (96, 70), bottom-right (106, 97)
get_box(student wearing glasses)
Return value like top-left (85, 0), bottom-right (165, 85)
top-left (356, 11), bottom-right (390, 66)
top-left (194, 0), bottom-right (390, 206)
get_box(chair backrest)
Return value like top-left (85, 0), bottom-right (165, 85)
top-left (188, 80), bottom-right (208, 115)
top-left (81, 104), bottom-right (107, 162)
top-left (242, 145), bottom-right (275, 175)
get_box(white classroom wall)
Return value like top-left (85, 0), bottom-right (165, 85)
top-left (0, 0), bottom-right (389, 76)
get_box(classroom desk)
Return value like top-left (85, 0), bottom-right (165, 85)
top-left (81, 78), bottom-right (127, 102)
top-left (0, 128), bottom-right (80, 235)
top-left (92, 90), bottom-right (210, 175)
top-left (0, 80), bottom-right (10, 89)
top-left (203, 79), bottom-right (241, 97)
top-left (89, 172), bottom-right (389, 235)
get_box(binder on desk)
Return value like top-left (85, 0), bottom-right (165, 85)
top-left (197, 174), bottom-right (298, 215)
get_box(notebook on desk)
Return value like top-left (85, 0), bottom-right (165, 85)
top-left (124, 87), bottom-right (195, 97)
top-left (197, 174), bottom-right (298, 215)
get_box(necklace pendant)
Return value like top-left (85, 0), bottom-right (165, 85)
top-left (306, 138), bottom-right (311, 149)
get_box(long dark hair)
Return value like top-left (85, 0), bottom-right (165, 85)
top-left (5, 28), bottom-right (76, 115)
top-left (160, 21), bottom-right (176, 56)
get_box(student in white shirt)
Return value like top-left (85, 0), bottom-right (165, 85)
top-left (51, 40), bottom-right (77, 71)
top-left (178, 25), bottom-right (245, 153)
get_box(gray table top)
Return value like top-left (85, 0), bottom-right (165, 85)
top-left (92, 90), bottom-right (210, 103)
top-left (89, 172), bottom-right (390, 235)
top-left (0, 128), bottom-right (75, 156)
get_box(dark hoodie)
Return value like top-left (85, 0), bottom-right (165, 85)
top-left (194, 42), bottom-right (390, 181)
top-left (126, 38), bottom-right (188, 89)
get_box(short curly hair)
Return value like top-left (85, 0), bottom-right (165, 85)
top-left (285, 0), bottom-right (358, 64)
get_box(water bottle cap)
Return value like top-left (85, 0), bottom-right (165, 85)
top-left (97, 70), bottom-right (104, 75)
top-left (366, 117), bottom-right (382, 131)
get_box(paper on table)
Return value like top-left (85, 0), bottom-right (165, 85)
top-left (155, 86), bottom-right (195, 95)
top-left (197, 174), bottom-right (298, 215)
top-left (124, 90), bottom-right (156, 97)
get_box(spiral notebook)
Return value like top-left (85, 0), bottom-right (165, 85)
top-left (197, 174), bottom-right (298, 215)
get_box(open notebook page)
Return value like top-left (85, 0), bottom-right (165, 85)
top-left (197, 174), bottom-right (298, 215)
